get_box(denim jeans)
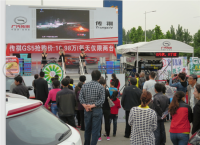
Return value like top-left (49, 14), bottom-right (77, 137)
top-left (154, 120), bottom-right (166, 145)
top-left (170, 133), bottom-right (189, 145)
top-left (84, 107), bottom-right (102, 145)
top-left (110, 114), bottom-right (118, 135)
top-left (51, 103), bottom-right (58, 116)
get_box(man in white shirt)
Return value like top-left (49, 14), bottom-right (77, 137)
top-left (143, 72), bottom-right (157, 97)
top-left (188, 74), bottom-right (198, 109)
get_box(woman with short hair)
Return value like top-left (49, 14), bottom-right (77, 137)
top-left (169, 91), bottom-right (193, 145)
top-left (128, 91), bottom-right (157, 145)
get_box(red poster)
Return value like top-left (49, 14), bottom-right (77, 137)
top-left (6, 44), bottom-right (116, 56)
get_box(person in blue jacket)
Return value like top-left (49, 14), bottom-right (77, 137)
top-left (169, 72), bottom-right (188, 93)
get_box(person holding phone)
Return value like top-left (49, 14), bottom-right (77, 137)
top-left (79, 49), bottom-right (88, 74)
top-left (58, 47), bottom-right (65, 69)
top-left (41, 49), bottom-right (48, 70)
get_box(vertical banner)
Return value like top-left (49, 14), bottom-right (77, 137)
top-left (158, 57), bottom-right (187, 80)
top-left (189, 57), bottom-right (200, 75)
top-left (104, 0), bottom-right (122, 59)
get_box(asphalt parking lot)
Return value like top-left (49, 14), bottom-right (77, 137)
top-left (78, 121), bottom-right (173, 145)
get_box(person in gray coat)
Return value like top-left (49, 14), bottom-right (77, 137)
top-left (187, 74), bottom-right (199, 110)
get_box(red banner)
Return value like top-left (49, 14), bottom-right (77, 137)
top-left (6, 44), bottom-right (116, 56)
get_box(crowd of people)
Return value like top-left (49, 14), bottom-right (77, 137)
top-left (10, 70), bottom-right (200, 145)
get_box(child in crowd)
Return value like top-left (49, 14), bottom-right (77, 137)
top-left (69, 79), bottom-right (75, 90)
top-left (109, 81), bottom-right (118, 98)
top-left (110, 91), bottom-right (121, 137)
top-left (135, 73), bottom-right (139, 88)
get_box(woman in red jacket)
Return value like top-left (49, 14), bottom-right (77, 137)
top-left (169, 91), bottom-right (193, 145)
top-left (110, 91), bottom-right (121, 137)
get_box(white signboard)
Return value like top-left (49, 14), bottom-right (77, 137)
top-left (6, 5), bottom-right (118, 43)
top-left (158, 57), bottom-right (187, 80)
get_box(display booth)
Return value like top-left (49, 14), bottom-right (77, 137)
top-left (117, 39), bottom-right (194, 73)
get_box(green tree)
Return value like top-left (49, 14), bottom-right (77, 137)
top-left (179, 30), bottom-right (200, 58)
top-left (123, 28), bottom-right (127, 44)
top-left (129, 27), bottom-right (137, 43)
top-left (126, 29), bottom-right (131, 43)
top-left (170, 25), bottom-right (176, 40)
top-left (176, 24), bottom-right (184, 42)
top-left (129, 26), bottom-right (144, 43)
top-left (137, 26), bottom-right (144, 42)
top-left (193, 29), bottom-right (200, 48)
top-left (165, 30), bottom-right (172, 39)
top-left (183, 29), bottom-right (192, 44)
top-left (143, 29), bottom-right (154, 41)
top-left (152, 25), bottom-right (164, 40)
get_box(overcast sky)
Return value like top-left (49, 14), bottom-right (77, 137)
top-left (6, 0), bottom-right (200, 35)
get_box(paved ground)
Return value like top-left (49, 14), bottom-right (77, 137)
top-left (78, 121), bottom-right (173, 145)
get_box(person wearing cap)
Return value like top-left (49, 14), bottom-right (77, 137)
top-left (188, 74), bottom-right (199, 109)
top-left (79, 49), bottom-right (88, 74)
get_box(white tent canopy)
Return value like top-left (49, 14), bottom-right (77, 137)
top-left (117, 39), bottom-right (194, 54)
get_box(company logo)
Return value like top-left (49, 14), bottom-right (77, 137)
top-left (11, 16), bottom-right (30, 31)
top-left (161, 41), bottom-right (172, 51)
top-left (163, 41), bottom-right (171, 47)
top-left (14, 17), bottom-right (27, 24)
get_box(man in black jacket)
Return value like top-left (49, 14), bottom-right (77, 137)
top-left (56, 78), bottom-right (76, 127)
top-left (150, 83), bottom-right (169, 145)
top-left (121, 77), bottom-right (142, 138)
top-left (192, 84), bottom-right (200, 134)
top-left (12, 76), bottom-right (29, 98)
top-left (34, 71), bottom-right (49, 104)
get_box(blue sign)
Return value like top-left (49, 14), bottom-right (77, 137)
top-left (103, 0), bottom-right (122, 59)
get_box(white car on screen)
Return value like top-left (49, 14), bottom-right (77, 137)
top-left (6, 93), bottom-right (82, 145)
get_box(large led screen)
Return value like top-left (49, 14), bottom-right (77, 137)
top-left (36, 9), bottom-right (90, 39)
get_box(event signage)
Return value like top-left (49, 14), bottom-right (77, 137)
top-left (6, 5), bottom-right (118, 43)
top-left (158, 57), bottom-right (187, 80)
top-left (7, 44), bottom-right (116, 55)
top-left (189, 57), bottom-right (200, 75)
top-left (155, 52), bottom-right (179, 58)
top-left (42, 63), bottom-right (63, 84)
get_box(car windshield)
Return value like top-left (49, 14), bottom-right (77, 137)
top-left (6, 107), bottom-right (71, 145)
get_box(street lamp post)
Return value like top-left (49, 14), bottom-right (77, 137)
top-left (144, 10), bottom-right (156, 42)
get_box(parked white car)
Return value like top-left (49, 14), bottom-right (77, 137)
top-left (6, 93), bottom-right (82, 145)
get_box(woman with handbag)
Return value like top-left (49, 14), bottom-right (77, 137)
top-left (110, 91), bottom-right (121, 137)
top-left (98, 78), bottom-right (111, 141)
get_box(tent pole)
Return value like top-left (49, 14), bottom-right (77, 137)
top-left (136, 49), bottom-right (139, 73)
